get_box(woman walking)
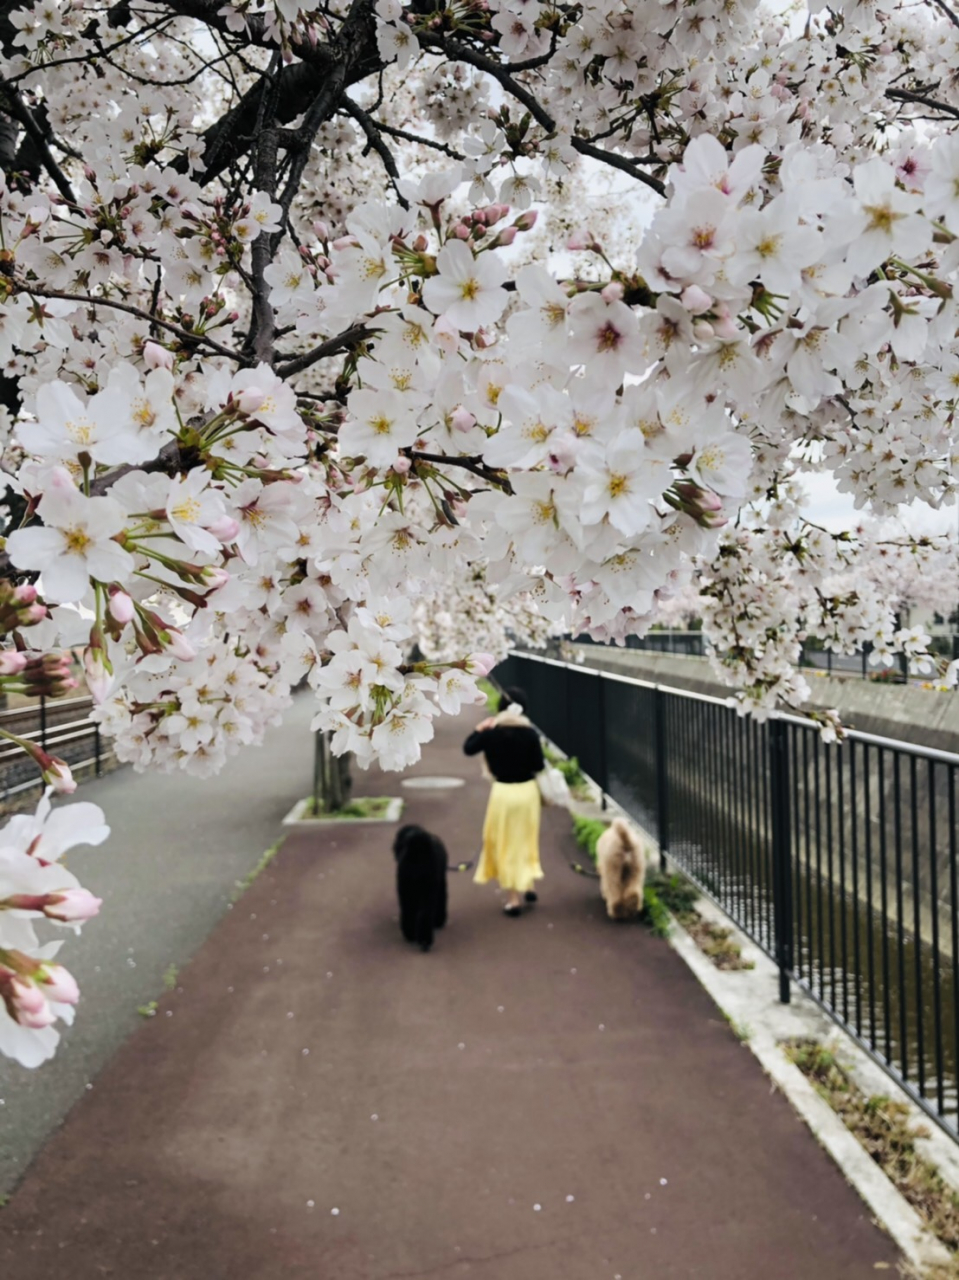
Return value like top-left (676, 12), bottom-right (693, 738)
top-left (463, 687), bottom-right (545, 917)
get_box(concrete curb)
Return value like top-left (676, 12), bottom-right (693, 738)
top-left (666, 913), bottom-right (952, 1273)
top-left (280, 795), bottom-right (404, 828)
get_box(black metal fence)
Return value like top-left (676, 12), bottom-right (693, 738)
top-left (497, 649), bottom-right (959, 1139)
top-left (571, 631), bottom-right (912, 681)
top-left (0, 695), bottom-right (109, 803)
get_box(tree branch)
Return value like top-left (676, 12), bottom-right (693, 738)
top-left (421, 35), bottom-right (666, 197)
top-left (248, 53), bottom-right (282, 364)
top-left (410, 451), bottom-right (513, 494)
top-left (275, 325), bottom-right (371, 378)
top-left (927, 0), bottom-right (959, 30)
top-left (21, 284), bottom-right (248, 364)
top-left (886, 87), bottom-right (959, 118)
top-left (0, 439), bottom-right (192, 580)
top-left (0, 77), bottom-right (77, 203)
top-left (339, 95), bottom-right (410, 209)
top-left (365, 117), bottom-right (465, 161)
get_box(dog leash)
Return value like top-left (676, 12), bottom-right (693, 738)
top-left (553, 839), bottom-right (601, 880)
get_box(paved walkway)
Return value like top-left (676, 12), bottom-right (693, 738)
top-left (0, 709), bottom-right (898, 1277)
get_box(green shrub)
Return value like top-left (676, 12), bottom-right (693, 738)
top-left (642, 885), bottom-right (671, 937)
top-left (645, 870), bottom-right (699, 918)
top-left (571, 813), bottom-right (610, 862)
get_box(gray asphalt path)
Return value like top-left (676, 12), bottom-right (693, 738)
top-left (0, 692), bottom-right (316, 1195)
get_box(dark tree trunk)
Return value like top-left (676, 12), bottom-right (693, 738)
top-left (312, 730), bottom-right (353, 814)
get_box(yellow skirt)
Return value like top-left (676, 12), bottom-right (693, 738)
top-left (474, 780), bottom-right (543, 895)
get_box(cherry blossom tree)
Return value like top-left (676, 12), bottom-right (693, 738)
top-left (4, 0), bottom-right (959, 1062)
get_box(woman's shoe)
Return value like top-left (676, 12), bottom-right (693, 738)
top-left (524, 891), bottom-right (538, 904)
top-left (503, 903), bottom-right (522, 917)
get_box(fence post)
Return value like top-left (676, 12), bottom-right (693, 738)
top-left (596, 673), bottom-right (608, 810)
top-left (654, 687), bottom-right (670, 871)
top-left (39, 694), bottom-right (47, 751)
top-left (769, 718), bottom-right (793, 1004)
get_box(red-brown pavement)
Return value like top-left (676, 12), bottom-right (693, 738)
top-left (0, 710), bottom-right (899, 1279)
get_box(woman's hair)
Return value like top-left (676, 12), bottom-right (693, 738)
top-left (498, 686), bottom-right (528, 714)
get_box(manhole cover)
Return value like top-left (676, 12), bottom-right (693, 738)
top-left (401, 775), bottom-right (466, 790)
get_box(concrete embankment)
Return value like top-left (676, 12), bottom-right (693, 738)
top-left (567, 644), bottom-right (959, 754)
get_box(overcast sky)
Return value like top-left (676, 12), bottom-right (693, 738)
top-left (800, 472), bottom-right (957, 537)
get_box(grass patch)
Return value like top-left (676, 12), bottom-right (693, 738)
top-left (163, 963), bottom-right (179, 991)
top-left (477, 677), bottom-right (500, 714)
top-left (231, 836), bottom-right (285, 902)
top-left (137, 1000), bottom-right (158, 1018)
top-left (306, 795), bottom-right (394, 820)
top-left (786, 1039), bottom-right (959, 1270)
top-left (569, 815), bottom-right (753, 967)
top-left (681, 915), bottom-right (755, 969)
top-left (571, 812), bottom-right (609, 861)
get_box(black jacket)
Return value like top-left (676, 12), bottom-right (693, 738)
top-left (463, 724), bottom-right (545, 784)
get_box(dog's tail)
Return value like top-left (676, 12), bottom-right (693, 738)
top-left (607, 818), bottom-right (642, 886)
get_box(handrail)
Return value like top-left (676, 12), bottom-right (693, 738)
top-left (508, 648), bottom-right (959, 767)
top-left (0, 695), bottom-right (93, 722)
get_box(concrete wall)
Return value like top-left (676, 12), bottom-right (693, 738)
top-left (566, 645), bottom-right (959, 754)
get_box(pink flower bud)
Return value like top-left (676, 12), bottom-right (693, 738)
top-left (313, 219), bottom-right (330, 240)
top-left (494, 226), bottom-right (517, 247)
top-left (513, 210), bottom-right (537, 231)
top-left (392, 456), bottom-right (411, 475)
top-left (692, 319), bottom-right (715, 342)
top-left (83, 646), bottom-right (113, 704)
top-left (712, 309), bottom-right (739, 341)
top-left (601, 281), bottom-right (624, 303)
top-left (40, 963), bottom-right (80, 1005)
top-left (0, 650), bottom-right (27, 675)
top-left (567, 229), bottom-right (598, 251)
top-left (43, 889), bottom-right (103, 924)
top-left (680, 285), bottom-right (712, 314)
top-left (13, 584), bottom-right (38, 605)
top-left (8, 976), bottom-right (54, 1028)
top-left (467, 652), bottom-right (496, 676)
top-left (143, 341), bottom-right (174, 371)
top-left (200, 565), bottom-right (231, 590)
top-left (165, 629), bottom-right (196, 661)
top-left (206, 516), bottom-right (241, 543)
top-left (237, 386), bottom-right (267, 414)
top-left (43, 756), bottom-right (77, 794)
top-left (450, 407), bottom-right (476, 433)
top-left (108, 589), bottom-right (135, 624)
top-left (674, 481), bottom-right (723, 514)
top-left (453, 224), bottom-right (471, 240)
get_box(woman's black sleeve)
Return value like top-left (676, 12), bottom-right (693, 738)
top-left (463, 728), bottom-right (490, 756)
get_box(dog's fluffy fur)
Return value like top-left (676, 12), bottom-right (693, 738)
top-left (393, 824), bottom-right (449, 951)
top-left (596, 817), bottom-right (647, 920)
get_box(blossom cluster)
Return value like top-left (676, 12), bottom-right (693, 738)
top-left (0, 790), bottom-right (107, 1067)
top-left (0, 0), bottom-right (958, 1062)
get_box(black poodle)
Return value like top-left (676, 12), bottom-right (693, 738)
top-left (393, 824), bottom-right (449, 952)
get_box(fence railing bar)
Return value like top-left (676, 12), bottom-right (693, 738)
top-left (517, 651), bottom-right (959, 765)
top-left (911, 754), bottom-right (926, 1100)
top-left (502, 648), bottom-right (959, 1135)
